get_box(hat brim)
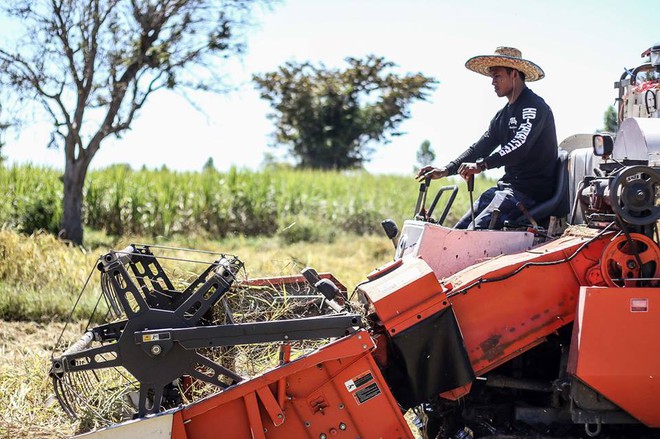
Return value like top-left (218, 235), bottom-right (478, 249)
top-left (465, 55), bottom-right (545, 82)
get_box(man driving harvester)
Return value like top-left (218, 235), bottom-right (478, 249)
top-left (417, 47), bottom-right (558, 229)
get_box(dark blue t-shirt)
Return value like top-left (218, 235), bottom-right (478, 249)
top-left (446, 88), bottom-right (558, 201)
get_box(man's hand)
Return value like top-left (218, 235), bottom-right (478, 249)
top-left (457, 162), bottom-right (481, 181)
top-left (416, 165), bottom-right (449, 181)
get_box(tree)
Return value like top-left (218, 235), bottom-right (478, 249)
top-left (253, 55), bottom-right (436, 169)
top-left (603, 105), bottom-right (618, 132)
top-left (415, 139), bottom-right (435, 172)
top-left (203, 156), bottom-right (216, 172)
top-left (0, 0), bottom-right (268, 244)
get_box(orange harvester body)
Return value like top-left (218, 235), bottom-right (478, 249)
top-left (85, 231), bottom-right (660, 438)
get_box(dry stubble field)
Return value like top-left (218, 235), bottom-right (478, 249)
top-left (0, 231), bottom-right (395, 438)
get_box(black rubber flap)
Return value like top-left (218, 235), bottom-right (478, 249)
top-left (384, 307), bottom-right (475, 409)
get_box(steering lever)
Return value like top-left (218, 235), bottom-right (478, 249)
top-left (467, 174), bottom-right (476, 228)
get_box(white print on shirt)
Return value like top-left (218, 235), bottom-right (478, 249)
top-left (508, 117), bottom-right (517, 130)
top-left (522, 108), bottom-right (536, 119)
top-left (499, 107), bottom-right (537, 156)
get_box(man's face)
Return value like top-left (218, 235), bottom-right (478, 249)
top-left (489, 67), bottom-right (515, 98)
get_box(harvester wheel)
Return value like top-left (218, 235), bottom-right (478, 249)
top-left (600, 233), bottom-right (660, 287)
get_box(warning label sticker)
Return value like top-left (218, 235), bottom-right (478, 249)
top-left (344, 371), bottom-right (374, 393)
top-left (631, 298), bottom-right (649, 312)
top-left (142, 333), bottom-right (170, 342)
top-left (354, 382), bottom-right (381, 405)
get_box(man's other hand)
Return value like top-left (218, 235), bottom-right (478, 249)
top-left (416, 166), bottom-right (449, 181)
top-left (457, 162), bottom-right (481, 180)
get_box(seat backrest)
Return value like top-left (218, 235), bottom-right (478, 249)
top-left (526, 149), bottom-right (570, 221)
top-left (566, 147), bottom-right (601, 224)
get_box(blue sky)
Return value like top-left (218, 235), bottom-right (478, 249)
top-left (3, 0), bottom-right (659, 175)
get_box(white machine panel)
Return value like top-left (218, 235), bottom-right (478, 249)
top-left (613, 118), bottom-right (660, 166)
top-left (396, 220), bottom-right (535, 280)
top-left (74, 412), bottom-right (173, 439)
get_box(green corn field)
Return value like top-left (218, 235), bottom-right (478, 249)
top-left (0, 164), bottom-right (494, 242)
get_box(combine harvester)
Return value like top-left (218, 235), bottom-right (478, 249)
top-left (51, 45), bottom-right (660, 438)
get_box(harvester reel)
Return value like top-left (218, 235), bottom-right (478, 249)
top-left (51, 245), bottom-right (362, 420)
top-left (609, 165), bottom-right (660, 226)
top-left (600, 234), bottom-right (660, 287)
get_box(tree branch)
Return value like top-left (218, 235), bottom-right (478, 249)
top-left (51, 0), bottom-right (82, 88)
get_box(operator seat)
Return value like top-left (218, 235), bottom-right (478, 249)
top-left (514, 149), bottom-right (570, 227)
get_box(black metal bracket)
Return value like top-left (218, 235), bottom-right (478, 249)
top-left (136, 313), bottom-right (362, 350)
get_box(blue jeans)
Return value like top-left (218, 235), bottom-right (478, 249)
top-left (454, 183), bottom-right (537, 230)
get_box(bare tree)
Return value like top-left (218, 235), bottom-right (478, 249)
top-left (0, 0), bottom-right (269, 244)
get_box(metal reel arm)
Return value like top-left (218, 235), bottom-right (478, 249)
top-left (51, 343), bottom-right (122, 375)
top-left (137, 313), bottom-right (363, 351)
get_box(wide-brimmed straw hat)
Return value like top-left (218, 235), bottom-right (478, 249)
top-left (465, 47), bottom-right (545, 82)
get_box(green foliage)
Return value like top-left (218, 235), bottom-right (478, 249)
top-left (203, 157), bottom-right (217, 172)
top-left (254, 55), bottom-right (437, 169)
top-left (0, 114), bottom-right (7, 166)
top-left (603, 105), bottom-right (618, 132)
top-left (0, 165), bottom-right (62, 234)
top-left (1, 164), bottom-right (491, 242)
top-left (415, 139), bottom-right (435, 171)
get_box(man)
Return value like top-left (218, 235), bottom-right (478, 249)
top-left (417, 47), bottom-right (558, 229)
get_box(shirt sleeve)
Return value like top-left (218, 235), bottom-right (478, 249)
top-left (445, 115), bottom-right (500, 175)
top-left (485, 104), bottom-right (549, 169)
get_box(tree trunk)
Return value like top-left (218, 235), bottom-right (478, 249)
top-left (60, 158), bottom-right (88, 245)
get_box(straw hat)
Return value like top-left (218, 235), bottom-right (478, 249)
top-left (465, 47), bottom-right (545, 82)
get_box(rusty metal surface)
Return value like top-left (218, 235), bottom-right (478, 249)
top-left (444, 232), bottom-right (612, 376)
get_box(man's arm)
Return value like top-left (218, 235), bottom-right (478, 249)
top-left (445, 126), bottom-right (499, 175)
top-left (416, 116), bottom-right (500, 181)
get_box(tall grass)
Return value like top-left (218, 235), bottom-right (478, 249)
top-left (83, 165), bottom-right (420, 239)
top-left (0, 228), bottom-right (396, 322)
top-left (1, 163), bottom-right (495, 241)
top-left (0, 165), bottom-right (62, 235)
top-left (0, 229), bottom-right (101, 321)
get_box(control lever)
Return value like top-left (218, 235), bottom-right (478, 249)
top-left (488, 208), bottom-right (500, 229)
top-left (467, 174), bottom-right (476, 229)
top-left (516, 201), bottom-right (538, 229)
top-left (414, 176), bottom-right (431, 219)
